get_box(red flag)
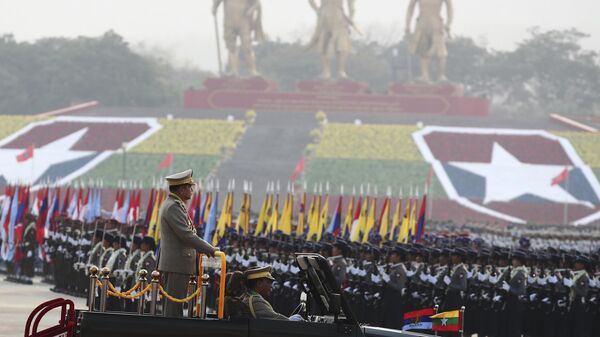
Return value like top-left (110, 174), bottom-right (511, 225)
top-left (16, 145), bottom-right (34, 163)
top-left (551, 167), bottom-right (569, 186)
top-left (290, 157), bottom-right (305, 181)
top-left (158, 154), bottom-right (173, 170)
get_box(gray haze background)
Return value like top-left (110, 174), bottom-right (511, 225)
top-left (1, 0), bottom-right (599, 72)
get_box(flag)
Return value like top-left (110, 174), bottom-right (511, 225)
top-left (342, 196), bottom-right (354, 239)
top-left (16, 145), bottom-right (34, 163)
top-left (362, 197), bottom-right (376, 243)
top-left (214, 191), bottom-right (232, 245)
top-left (307, 194), bottom-right (321, 241)
top-left (551, 167), bottom-right (569, 186)
top-left (143, 189), bottom-right (156, 233)
top-left (204, 191), bottom-right (218, 243)
top-left (279, 193), bottom-right (293, 235)
top-left (158, 153), bottom-right (173, 170)
top-left (403, 308), bottom-right (435, 331)
top-left (255, 191), bottom-right (270, 236)
top-left (290, 157), bottom-right (305, 181)
top-left (35, 188), bottom-right (49, 245)
top-left (266, 192), bottom-right (279, 236)
top-left (431, 310), bottom-right (462, 332)
top-left (296, 192), bottom-right (306, 237)
top-left (236, 192), bottom-right (248, 234)
top-left (398, 195), bottom-right (411, 243)
top-left (389, 198), bottom-right (401, 242)
top-left (409, 197), bottom-right (418, 242)
top-left (415, 193), bottom-right (427, 242)
top-left (327, 195), bottom-right (342, 236)
top-left (349, 197), bottom-right (366, 242)
top-left (317, 194), bottom-right (329, 241)
top-left (378, 197), bottom-right (390, 240)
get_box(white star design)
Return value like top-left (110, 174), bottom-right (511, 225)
top-left (450, 142), bottom-right (593, 208)
top-left (441, 318), bottom-right (448, 326)
top-left (0, 128), bottom-right (94, 185)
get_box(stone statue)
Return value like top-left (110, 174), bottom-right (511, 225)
top-left (213, 0), bottom-right (265, 77)
top-left (405, 0), bottom-right (454, 83)
top-left (308, 0), bottom-right (356, 80)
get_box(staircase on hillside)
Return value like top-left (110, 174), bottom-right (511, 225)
top-left (215, 111), bottom-right (317, 208)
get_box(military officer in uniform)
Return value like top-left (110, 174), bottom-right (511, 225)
top-left (159, 169), bottom-right (217, 317)
top-left (442, 248), bottom-right (467, 312)
top-left (382, 246), bottom-right (407, 329)
top-left (569, 255), bottom-right (591, 337)
top-left (136, 236), bottom-right (157, 283)
top-left (242, 266), bottom-right (295, 320)
top-left (503, 250), bottom-right (528, 337)
top-left (329, 240), bottom-right (348, 286)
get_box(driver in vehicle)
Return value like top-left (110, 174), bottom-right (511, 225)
top-left (242, 266), bottom-right (303, 321)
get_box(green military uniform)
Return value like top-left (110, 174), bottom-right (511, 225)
top-left (242, 266), bottom-right (289, 320)
top-left (158, 170), bottom-right (216, 317)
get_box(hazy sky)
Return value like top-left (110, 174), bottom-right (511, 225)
top-left (2, 0), bottom-right (599, 71)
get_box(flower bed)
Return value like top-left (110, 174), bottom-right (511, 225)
top-left (132, 119), bottom-right (245, 155)
top-left (0, 115), bottom-right (46, 140)
top-left (311, 123), bottom-right (421, 161)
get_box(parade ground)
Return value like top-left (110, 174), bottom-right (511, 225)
top-left (0, 277), bottom-right (86, 337)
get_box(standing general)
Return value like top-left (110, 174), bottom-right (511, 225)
top-left (159, 169), bottom-right (217, 317)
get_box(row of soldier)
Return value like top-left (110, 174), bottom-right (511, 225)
top-left (6, 219), bottom-right (600, 337)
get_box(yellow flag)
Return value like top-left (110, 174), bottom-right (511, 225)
top-left (398, 197), bottom-right (411, 243)
top-left (351, 197), bottom-right (368, 242)
top-left (362, 197), bottom-right (377, 243)
top-left (409, 198), bottom-right (417, 240)
top-left (235, 193), bottom-right (247, 233)
top-left (317, 194), bottom-right (329, 241)
top-left (296, 192), bottom-right (307, 236)
top-left (388, 198), bottom-right (401, 242)
top-left (255, 192), bottom-right (270, 236)
top-left (266, 193), bottom-right (279, 235)
top-left (203, 192), bottom-right (212, 224)
top-left (279, 193), bottom-right (293, 235)
top-left (214, 192), bottom-right (231, 245)
top-left (148, 190), bottom-right (163, 241)
top-left (342, 196), bottom-right (354, 238)
top-left (244, 193), bottom-right (251, 234)
top-left (378, 198), bottom-right (390, 241)
top-left (307, 194), bottom-right (321, 241)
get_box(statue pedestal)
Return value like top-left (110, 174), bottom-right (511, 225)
top-left (184, 78), bottom-right (489, 116)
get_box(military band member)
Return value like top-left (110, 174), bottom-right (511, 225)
top-left (159, 169), bottom-right (217, 317)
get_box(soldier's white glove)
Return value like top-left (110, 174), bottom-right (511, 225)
top-left (477, 272), bottom-right (488, 282)
top-left (428, 275), bottom-right (438, 285)
top-left (467, 271), bottom-right (473, 278)
top-left (563, 278), bottom-right (573, 287)
top-left (528, 276), bottom-right (536, 284)
top-left (548, 275), bottom-right (558, 284)
top-left (411, 291), bottom-right (420, 299)
top-left (493, 295), bottom-right (502, 302)
top-left (406, 270), bottom-right (415, 278)
top-left (489, 275), bottom-right (498, 284)
top-left (289, 314), bottom-right (304, 321)
top-left (529, 293), bottom-right (537, 301)
top-left (420, 273), bottom-right (428, 282)
top-left (443, 276), bottom-right (451, 285)
top-left (537, 277), bottom-right (547, 286)
top-left (502, 281), bottom-right (510, 292)
top-left (382, 273), bottom-right (391, 283)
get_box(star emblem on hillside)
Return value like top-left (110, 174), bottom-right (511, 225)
top-left (0, 128), bottom-right (94, 185)
top-left (449, 143), bottom-right (593, 208)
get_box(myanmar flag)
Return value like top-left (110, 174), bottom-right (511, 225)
top-left (431, 310), bottom-right (461, 332)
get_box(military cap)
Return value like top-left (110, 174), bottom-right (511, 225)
top-left (141, 236), bottom-right (156, 251)
top-left (132, 235), bottom-right (143, 245)
top-left (574, 255), bottom-right (591, 267)
top-left (451, 248), bottom-right (468, 257)
top-left (165, 169), bottom-right (195, 187)
top-left (119, 235), bottom-right (128, 247)
top-left (511, 250), bottom-right (527, 262)
top-left (244, 266), bottom-right (276, 281)
top-left (103, 232), bottom-right (115, 244)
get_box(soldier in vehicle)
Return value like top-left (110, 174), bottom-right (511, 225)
top-left (242, 266), bottom-right (300, 320)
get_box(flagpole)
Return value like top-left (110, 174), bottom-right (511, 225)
top-left (433, 304), bottom-right (439, 336)
top-left (563, 168), bottom-right (570, 225)
top-left (460, 306), bottom-right (466, 337)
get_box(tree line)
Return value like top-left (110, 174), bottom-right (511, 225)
top-left (0, 29), bottom-right (598, 116)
